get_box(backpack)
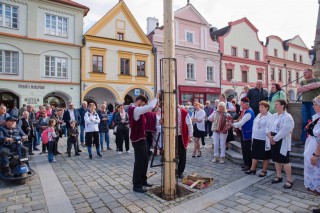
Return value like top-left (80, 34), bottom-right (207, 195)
top-left (41, 128), bottom-right (53, 144)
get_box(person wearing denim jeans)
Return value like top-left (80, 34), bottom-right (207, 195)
top-left (78, 101), bottom-right (88, 147)
top-left (98, 104), bottom-right (111, 151)
top-left (298, 68), bottom-right (320, 145)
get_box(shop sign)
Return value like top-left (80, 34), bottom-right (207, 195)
top-left (134, 89), bottom-right (140, 96)
top-left (18, 84), bottom-right (45, 90)
top-left (24, 98), bottom-right (40, 104)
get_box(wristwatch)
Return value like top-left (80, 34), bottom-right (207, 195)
top-left (313, 153), bottom-right (320, 158)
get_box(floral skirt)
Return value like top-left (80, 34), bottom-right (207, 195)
top-left (304, 137), bottom-right (320, 193)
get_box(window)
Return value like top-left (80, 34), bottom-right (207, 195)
top-left (288, 71), bottom-right (292, 83)
top-left (0, 50), bottom-right (19, 74)
top-left (299, 55), bottom-right (303, 63)
top-left (0, 3), bottom-right (18, 29)
top-left (45, 56), bottom-right (67, 78)
top-left (187, 63), bottom-right (194, 79)
top-left (207, 66), bottom-right (213, 81)
top-left (186, 32), bottom-right (193, 43)
top-left (293, 53), bottom-right (297, 61)
top-left (226, 69), bottom-right (233, 81)
top-left (92, 55), bottom-right (103, 73)
top-left (255, 51), bottom-right (260, 60)
top-left (120, 58), bottom-right (130, 75)
top-left (274, 49), bottom-right (278, 57)
top-left (257, 73), bottom-right (263, 81)
top-left (271, 68), bottom-right (275, 80)
top-left (296, 72), bottom-right (299, 84)
top-left (117, 32), bottom-right (124, 41)
top-left (278, 69), bottom-right (282, 81)
top-left (243, 49), bottom-right (249, 58)
top-left (137, 60), bottom-right (145, 76)
top-left (45, 14), bottom-right (68, 37)
top-left (242, 71), bottom-right (248, 83)
top-left (231, 47), bottom-right (237, 56)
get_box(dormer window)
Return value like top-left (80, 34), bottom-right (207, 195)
top-left (117, 32), bottom-right (124, 41)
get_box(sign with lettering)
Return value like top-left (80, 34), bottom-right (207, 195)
top-left (18, 84), bottom-right (45, 90)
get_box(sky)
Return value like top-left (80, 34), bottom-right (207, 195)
top-left (74, 0), bottom-right (318, 48)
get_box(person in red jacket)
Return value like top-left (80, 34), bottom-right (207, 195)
top-left (177, 106), bottom-right (193, 179)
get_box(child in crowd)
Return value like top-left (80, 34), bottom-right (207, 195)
top-left (67, 120), bottom-right (80, 157)
top-left (47, 119), bottom-right (57, 163)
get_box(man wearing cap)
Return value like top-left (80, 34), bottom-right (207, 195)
top-left (0, 117), bottom-right (28, 176)
top-left (128, 93), bottom-right (159, 193)
top-left (233, 97), bottom-right (255, 171)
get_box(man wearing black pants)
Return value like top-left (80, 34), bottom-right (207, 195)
top-left (177, 107), bottom-right (193, 179)
top-left (128, 94), bottom-right (159, 193)
top-left (233, 97), bottom-right (255, 171)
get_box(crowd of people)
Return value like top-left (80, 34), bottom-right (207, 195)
top-left (0, 68), bottom-right (319, 212)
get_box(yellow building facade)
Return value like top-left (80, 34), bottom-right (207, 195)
top-left (81, 1), bottom-right (154, 107)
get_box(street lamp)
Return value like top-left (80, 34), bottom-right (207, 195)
top-left (231, 78), bottom-right (237, 98)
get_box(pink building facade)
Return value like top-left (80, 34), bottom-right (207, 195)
top-left (148, 3), bottom-right (220, 105)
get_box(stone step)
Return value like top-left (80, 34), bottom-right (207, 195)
top-left (225, 149), bottom-right (304, 176)
top-left (229, 141), bottom-right (242, 154)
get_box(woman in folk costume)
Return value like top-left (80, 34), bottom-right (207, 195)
top-left (208, 102), bottom-right (233, 164)
top-left (177, 106), bottom-right (193, 179)
top-left (304, 95), bottom-right (320, 198)
top-left (266, 99), bottom-right (294, 189)
top-left (153, 107), bottom-right (163, 156)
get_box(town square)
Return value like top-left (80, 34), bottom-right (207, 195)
top-left (0, 0), bottom-right (319, 212)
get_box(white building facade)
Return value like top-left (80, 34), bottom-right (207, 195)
top-left (211, 18), bottom-right (268, 99)
top-left (0, 0), bottom-right (89, 109)
top-left (266, 35), bottom-right (312, 101)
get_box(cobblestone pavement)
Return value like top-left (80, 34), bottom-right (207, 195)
top-left (0, 133), bottom-right (319, 213)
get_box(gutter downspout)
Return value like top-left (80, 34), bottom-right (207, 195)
top-left (219, 52), bottom-right (223, 95)
top-left (80, 36), bottom-right (85, 106)
top-left (153, 46), bottom-right (157, 96)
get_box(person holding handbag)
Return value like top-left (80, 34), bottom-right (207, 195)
top-left (115, 105), bottom-right (131, 154)
top-left (208, 102), bottom-right (233, 164)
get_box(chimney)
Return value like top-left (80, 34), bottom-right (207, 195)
top-left (147, 17), bottom-right (159, 34)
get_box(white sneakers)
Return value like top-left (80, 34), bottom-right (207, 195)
top-left (117, 151), bottom-right (122, 155)
top-left (126, 150), bottom-right (133, 154)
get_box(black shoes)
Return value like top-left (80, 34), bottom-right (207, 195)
top-left (271, 177), bottom-right (283, 184)
top-left (78, 149), bottom-right (82, 153)
top-left (29, 152), bottom-right (34, 155)
top-left (33, 148), bottom-right (40, 151)
top-left (75, 153), bottom-right (80, 156)
top-left (107, 147), bottom-right (113, 150)
top-left (143, 182), bottom-right (153, 187)
top-left (259, 171), bottom-right (267, 177)
top-left (68, 153), bottom-right (71, 157)
top-left (242, 166), bottom-right (250, 171)
top-left (97, 153), bottom-right (102, 157)
top-left (133, 187), bottom-right (147, 193)
top-left (177, 174), bottom-right (184, 179)
top-left (313, 209), bottom-right (320, 213)
top-left (241, 164), bottom-right (247, 169)
top-left (283, 181), bottom-right (293, 189)
top-left (245, 170), bottom-right (256, 175)
top-left (89, 154), bottom-right (92, 159)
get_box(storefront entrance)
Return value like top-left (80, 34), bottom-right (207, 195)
top-left (43, 96), bottom-right (66, 108)
top-left (0, 92), bottom-right (19, 111)
top-left (179, 86), bottom-right (221, 106)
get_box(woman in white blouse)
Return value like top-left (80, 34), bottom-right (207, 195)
top-left (266, 99), bottom-right (294, 189)
top-left (245, 101), bottom-right (272, 176)
top-left (191, 102), bottom-right (206, 157)
top-left (304, 95), bottom-right (320, 196)
top-left (84, 103), bottom-right (101, 159)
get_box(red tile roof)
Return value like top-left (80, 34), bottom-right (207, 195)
top-left (49, 0), bottom-right (89, 16)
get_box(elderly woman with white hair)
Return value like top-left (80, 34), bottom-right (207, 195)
top-left (304, 95), bottom-right (320, 197)
top-left (208, 102), bottom-right (233, 163)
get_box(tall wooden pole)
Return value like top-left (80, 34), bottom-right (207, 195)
top-left (315, 0), bottom-right (320, 77)
top-left (163, 0), bottom-right (176, 200)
